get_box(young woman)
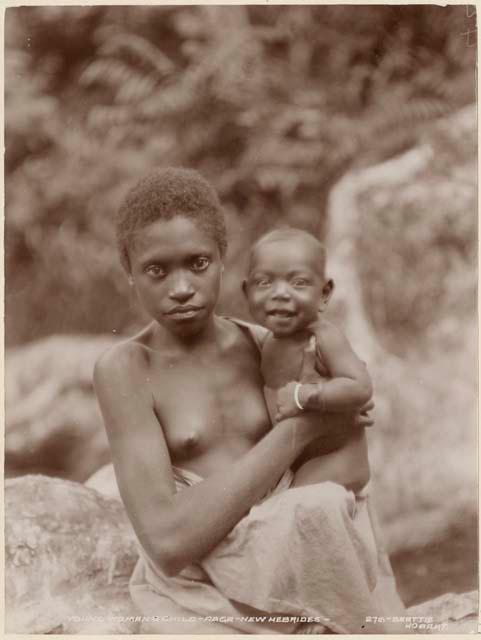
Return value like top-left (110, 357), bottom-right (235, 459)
top-left (94, 168), bottom-right (401, 634)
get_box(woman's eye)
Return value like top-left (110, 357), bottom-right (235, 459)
top-left (191, 256), bottom-right (210, 272)
top-left (145, 265), bottom-right (165, 278)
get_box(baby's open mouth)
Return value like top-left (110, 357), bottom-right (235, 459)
top-left (267, 309), bottom-right (296, 318)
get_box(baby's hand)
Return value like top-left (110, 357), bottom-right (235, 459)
top-left (274, 381), bottom-right (304, 422)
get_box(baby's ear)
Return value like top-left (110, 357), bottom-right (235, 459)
top-left (319, 278), bottom-right (334, 312)
top-left (241, 279), bottom-right (248, 298)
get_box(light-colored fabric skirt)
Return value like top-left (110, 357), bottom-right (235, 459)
top-left (130, 466), bottom-right (405, 634)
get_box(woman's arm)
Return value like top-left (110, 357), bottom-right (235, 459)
top-left (275, 321), bottom-right (373, 420)
top-left (94, 342), bottom-right (319, 578)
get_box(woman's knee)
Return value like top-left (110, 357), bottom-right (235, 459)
top-left (295, 481), bottom-right (354, 520)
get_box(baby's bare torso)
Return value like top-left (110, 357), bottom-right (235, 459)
top-left (261, 333), bottom-right (369, 486)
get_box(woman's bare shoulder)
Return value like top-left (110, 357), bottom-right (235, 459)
top-left (94, 333), bottom-right (159, 440)
top-left (220, 315), bottom-right (269, 352)
top-left (94, 328), bottom-right (154, 390)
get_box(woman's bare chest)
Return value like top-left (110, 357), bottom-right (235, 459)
top-left (147, 347), bottom-right (269, 460)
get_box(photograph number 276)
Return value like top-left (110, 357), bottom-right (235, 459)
top-left (4, 3), bottom-right (478, 635)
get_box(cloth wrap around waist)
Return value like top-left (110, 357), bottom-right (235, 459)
top-left (129, 465), bottom-right (404, 634)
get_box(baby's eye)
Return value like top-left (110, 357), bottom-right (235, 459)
top-left (191, 256), bottom-right (210, 272)
top-left (291, 278), bottom-right (310, 288)
top-left (255, 278), bottom-right (272, 288)
top-left (145, 264), bottom-right (166, 279)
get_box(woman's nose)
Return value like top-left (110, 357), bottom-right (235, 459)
top-left (168, 272), bottom-right (195, 302)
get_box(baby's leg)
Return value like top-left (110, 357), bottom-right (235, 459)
top-left (293, 429), bottom-right (370, 492)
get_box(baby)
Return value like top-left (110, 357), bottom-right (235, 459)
top-left (242, 227), bottom-right (372, 492)
top-left (197, 228), bottom-right (391, 632)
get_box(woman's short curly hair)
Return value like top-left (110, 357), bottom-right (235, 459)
top-left (117, 167), bottom-right (227, 271)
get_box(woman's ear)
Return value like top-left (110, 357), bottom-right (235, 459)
top-left (319, 278), bottom-right (334, 312)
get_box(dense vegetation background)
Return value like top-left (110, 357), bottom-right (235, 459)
top-left (5, 4), bottom-right (476, 345)
top-left (5, 4), bottom-right (477, 607)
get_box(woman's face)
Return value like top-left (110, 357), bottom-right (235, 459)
top-left (128, 216), bottom-right (223, 337)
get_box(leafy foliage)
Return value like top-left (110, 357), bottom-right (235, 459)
top-left (5, 5), bottom-right (476, 345)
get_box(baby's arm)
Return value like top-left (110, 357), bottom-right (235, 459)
top-left (299, 319), bottom-right (372, 413)
top-left (270, 321), bottom-right (373, 491)
top-left (274, 319), bottom-right (372, 422)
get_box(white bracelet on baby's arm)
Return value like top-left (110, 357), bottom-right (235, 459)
top-left (293, 383), bottom-right (305, 411)
top-left (294, 382), bottom-right (325, 412)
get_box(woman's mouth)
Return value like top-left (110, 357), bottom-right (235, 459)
top-left (166, 305), bottom-right (204, 320)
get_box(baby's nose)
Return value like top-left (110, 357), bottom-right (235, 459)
top-left (271, 282), bottom-right (290, 299)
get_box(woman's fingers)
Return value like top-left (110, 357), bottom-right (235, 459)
top-left (360, 399), bottom-right (375, 414)
top-left (358, 413), bottom-right (374, 428)
top-left (359, 398), bottom-right (375, 426)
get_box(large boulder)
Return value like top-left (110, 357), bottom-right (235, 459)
top-left (85, 461), bottom-right (123, 500)
top-left (6, 473), bottom-right (478, 634)
top-left (327, 104), bottom-right (477, 554)
top-left (5, 335), bottom-right (117, 481)
top-left (5, 474), bottom-right (139, 634)
top-left (406, 590), bottom-right (478, 634)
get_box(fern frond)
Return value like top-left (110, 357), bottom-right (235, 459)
top-left (99, 33), bottom-right (175, 78)
top-left (357, 97), bottom-right (452, 161)
top-left (88, 105), bottom-right (133, 129)
top-left (79, 59), bottom-right (135, 89)
top-left (386, 96), bottom-right (447, 128)
top-left (114, 73), bottom-right (158, 105)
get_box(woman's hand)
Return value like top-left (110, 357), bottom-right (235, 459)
top-left (275, 390), bottom-right (375, 426)
top-left (358, 399), bottom-right (375, 427)
top-left (274, 381), bottom-right (304, 422)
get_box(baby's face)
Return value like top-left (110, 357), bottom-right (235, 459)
top-left (245, 236), bottom-right (329, 338)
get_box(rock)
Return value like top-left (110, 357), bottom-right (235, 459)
top-left (327, 104), bottom-right (477, 555)
top-left (8, 578), bottom-right (140, 635)
top-left (407, 590), bottom-right (478, 634)
top-left (6, 473), bottom-right (477, 634)
top-left (6, 335), bottom-right (117, 481)
top-left (86, 462), bottom-right (122, 501)
top-left (5, 474), bottom-right (139, 634)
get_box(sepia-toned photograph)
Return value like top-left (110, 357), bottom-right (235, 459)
top-left (4, 3), bottom-right (478, 634)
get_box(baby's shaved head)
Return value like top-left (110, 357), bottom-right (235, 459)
top-left (249, 227), bottom-right (327, 275)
